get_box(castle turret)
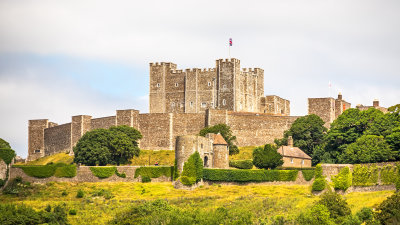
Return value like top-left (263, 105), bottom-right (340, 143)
top-left (373, 99), bottom-right (379, 107)
top-left (216, 58), bottom-right (240, 111)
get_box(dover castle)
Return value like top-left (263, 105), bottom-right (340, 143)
top-left (28, 58), bottom-right (363, 161)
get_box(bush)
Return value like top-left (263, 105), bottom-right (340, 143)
top-left (76, 189), bottom-right (84, 198)
top-left (0, 179), bottom-right (5, 188)
top-left (375, 193), bottom-right (400, 225)
top-left (90, 166), bottom-right (116, 178)
top-left (229, 160), bottom-right (253, 169)
top-left (180, 152), bottom-right (203, 185)
top-left (61, 190), bottom-right (68, 196)
top-left (315, 164), bottom-right (323, 178)
top-left (0, 148), bottom-right (16, 164)
top-left (253, 144), bottom-right (283, 169)
top-left (318, 191), bottom-right (351, 223)
top-left (202, 168), bottom-right (298, 182)
top-left (301, 169), bottom-right (315, 181)
top-left (380, 165), bottom-right (398, 185)
top-left (352, 165), bottom-right (379, 186)
top-left (356, 207), bottom-right (373, 222)
top-left (180, 176), bottom-right (196, 185)
top-left (312, 178), bottom-right (326, 191)
top-left (69, 209), bottom-right (77, 215)
top-left (54, 164), bottom-right (77, 178)
top-left (296, 204), bottom-right (335, 225)
top-left (115, 169), bottom-right (126, 178)
top-left (2, 177), bottom-right (33, 196)
top-left (134, 166), bottom-right (173, 179)
top-left (141, 176), bottom-right (151, 183)
top-left (332, 167), bottom-right (352, 191)
top-left (92, 189), bottom-right (114, 199)
top-left (73, 126), bottom-right (142, 166)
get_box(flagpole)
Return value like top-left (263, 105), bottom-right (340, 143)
top-left (229, 45), bottom-right (231, 59)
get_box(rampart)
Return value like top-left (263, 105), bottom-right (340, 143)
top-left (28, 109), bottom-right (297, 160)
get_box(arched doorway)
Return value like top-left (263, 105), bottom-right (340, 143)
top-left (204, 156), bottom-right (209, 167)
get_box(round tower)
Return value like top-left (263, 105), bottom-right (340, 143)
top-left (212, 134), bottom-right (229, 169)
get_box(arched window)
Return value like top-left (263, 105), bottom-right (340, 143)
top-left (204, 156), bottom-right (209, 167)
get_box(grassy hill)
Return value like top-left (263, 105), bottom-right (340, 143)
top-left (0, 182), bottom-right (393, 224)
top-left (19, 153), bottom-right (74, 165)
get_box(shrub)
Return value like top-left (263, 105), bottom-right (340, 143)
top-left (296, 204), bottom-right (335, 225)
top-left (332, 167), bottom-right (352, 191)
top-left (2, 177), bottom-right (33, 196)
top-left (45, 205), bottom-right (51, 212)
top-left (73, 126), bottom-right (142, 166)
top-left (141, 176), bottom-right (151, 183)
top-left (54, 164), bottom-right (77, 178)
top-left (61, 190), bottom-right (68, 196)
top-left (380, 165), bottom-right (398, 185)
top-left (92, 189), bottom-right (114, 199)
top-left (229, 160), bottom-right (253, 169)
top-left (90, 166), bottom-right (116, 178)
top-left (356, 207), bottom-right (373, 222)
top-left (375, 193), bottom-right (400, 225)
top-left (301, 169), bottom-right (315, 181)
top-left (0, 179), bottom-right (5, 188)
top-left (13, 164), bottom-right (56, 178)
top-left (181, 152), bottom-right (203, 185)
top-left (312, 178), bottom-right (326, 191)
top-left (115, 169), bottom-right (126, 178)
top-left (202, 168), bottom-right (298, 182)
top-left (0, 148), bottom-right (16, 164)
top-left (315, 164), bottom-right (323, 178)
top-left (69, 209), bottom-right (77, 215)
top-left (253, 144), bottom-right (283, 169)
top-left (180, 176), bottom-right (196, 185)
top-left (134, 166), bottom-right (173, 179)
top-left (76, 189), bottom-right (84, 198)
top-left (352, 165), bottom-right (379, 186)
top-left (318, 191), bottom-right (351, 223)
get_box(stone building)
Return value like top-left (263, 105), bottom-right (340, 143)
top-left (277, 136), bottom-right (311, 168)
top-left (308, 93), bottom-right (351, 127)
top-left (175, 134), bottom-right (229, 173)
top-left (356, 99), bottom-right (388, 113)
top-left (149, 58), bottom-right (290, 115)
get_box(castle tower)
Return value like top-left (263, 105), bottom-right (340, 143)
top-left (71, 115), bottom-right (92, 151)
top-left (216, 58), bottom-right (241, 111)
top-left (149, 62), bottom-right (177, 113)
top-left (28, 119), bottom-right (49, 161)
top-left (211, 134), bottom-right (229, 169)
top-left (373, 99), bottom-right (379, 107)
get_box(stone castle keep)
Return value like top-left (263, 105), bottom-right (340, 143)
top-left (27, 58), bottom-right (362, 161)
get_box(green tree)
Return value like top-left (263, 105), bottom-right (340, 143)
top-left (199, 124), bottom-right (239, 155)
top-left (181, 151), bottom-right (203, 185)
top-left (252, 144), bottom-right (283, 169)
top-left (338, 135), bottom-right (394, 164)
top-left (387, 127), bottom-right (400, 156)
top-left (318, 191), bottom-right (352, 223)
top-left (275, 114), bottom-right (327, 157)
top-left (73, 126), bottom-right (142, 166)
top-left (0, 138), bottom-right (11, 149)
top-left (296, 204), bottom-right (335, 225)
top-left (375, 193), bottom-right (400, 225)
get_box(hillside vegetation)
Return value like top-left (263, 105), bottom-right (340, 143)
top-left (21, 153), bottom-right (74, 165)
top-left (0, 182), bottom-right (393, 225)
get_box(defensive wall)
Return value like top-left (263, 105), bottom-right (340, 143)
top-left (28, 109), bottom-right (298, 161)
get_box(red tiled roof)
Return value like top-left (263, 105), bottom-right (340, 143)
top-left (277, 146), bottom-right (311, 159)
top-left (213, 134), bottom-right (228, 145)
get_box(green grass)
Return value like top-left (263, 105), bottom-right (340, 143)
top-left (20, 153), bottom-right (74, 165)
top-left (129, 150), bottom-right (175, 166)
top-left (230, 146), bottom-right (257, 160)
top-left (0, 182), bottom-right (393, 225)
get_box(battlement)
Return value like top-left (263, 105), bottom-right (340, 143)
top-left (169, 69), bottom-right (183, 74)
top-left (216, 58), bottom-right (240, 63)
top-left (242, 68), bottom-right (263, 73)
top-left (149, 62), bottom-right (177, 68)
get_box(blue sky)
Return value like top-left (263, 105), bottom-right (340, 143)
top-left (0, 0), bottom-right (399, 157)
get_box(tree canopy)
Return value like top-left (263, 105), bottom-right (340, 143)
top-left (199, 124), bottom-right (239, 155)
top-left (274, 114), bottom-right (327, 157)
top-left (0, 138), bottom-right (11, 149)
top-left (252, 144), bottom-right (283, 169)
top-left (73, 125), bottom-right (142, 166)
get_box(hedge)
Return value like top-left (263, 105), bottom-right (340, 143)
top-left (0, 148), bottom-right (16, 164)
top-left (13, 164), bottom-right (59, 178)
top-left (54, 164), bottom-right (77, 178)
top-left (202, 168), bottom-right (298, 182)
top-left (380, 165), bottom-right (398, 185)
top-left (229, 160), bottom-right (253, 169)
top-left (332, 167), bottom-right (352, 191)
top-left (352, 165), bottom-right (379, 186)
top-left (134, 166), bottom-right (173, 179)
top-left (312, 178), bottom-right (326, 191)
top-left (301, 170), bottom-right (315, 181)
top-left (90, 167), bottom-right (117, 179)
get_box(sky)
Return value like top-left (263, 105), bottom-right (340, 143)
top-left (0, 0), bottom-right (399, 157)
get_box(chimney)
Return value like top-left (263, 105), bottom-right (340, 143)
top-left (288, 136), bottom-right (293, 147)
top-left (373, 99), bottom-right (379, 107)
top-left (338, 92), bottom-right (342, 100)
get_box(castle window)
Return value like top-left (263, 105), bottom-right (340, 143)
top-left (223, 84), bottom-right (227, 89)
top-left (175, 83), bottom-right (178, 87)
top-left (208, 82), bottom-right (211, 86)
top-left (180, 103), bottom-right (184, 108)
top-left (34, 149), bottom-right (41, 153)
top-left (171, 102), bottom-right (175, 107)
top-left (223, 99), bottom-right (226, 106)
top-left (190, 101), bottom-right (193, 107)
top-left (211, 102), bottom-right (214, 107)
top-left (201, 144), bottom-right (203, 149)
top-left (156, 83), bottom-right (160, 87)
top-left (201, 102), bottom-right (207, 108)
top-left (290, 158), bottom-right (294, 164)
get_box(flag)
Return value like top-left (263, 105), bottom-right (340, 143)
top-left (229, 38), bottom-right (232, 46)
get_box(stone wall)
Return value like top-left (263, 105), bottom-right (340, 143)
top-left (91, 116), bottom-right (116, 130)
top-left (9, 166), bottom-right (171, 183)
top-left (282, 156), bottom-right (311, 168)
top-left (308, 98), bottom-right (335, 127)
top-left (138, 113), bottom-right (173, 150)
top-left (44, 123), bottom-right (72, 156)
top-left (0, 160), bottom-right (7, 180)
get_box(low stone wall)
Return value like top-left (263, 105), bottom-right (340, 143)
top-left (0, 160), bottom-right (7, 180)
top-left (9, 166), bottom-right (172, 183)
